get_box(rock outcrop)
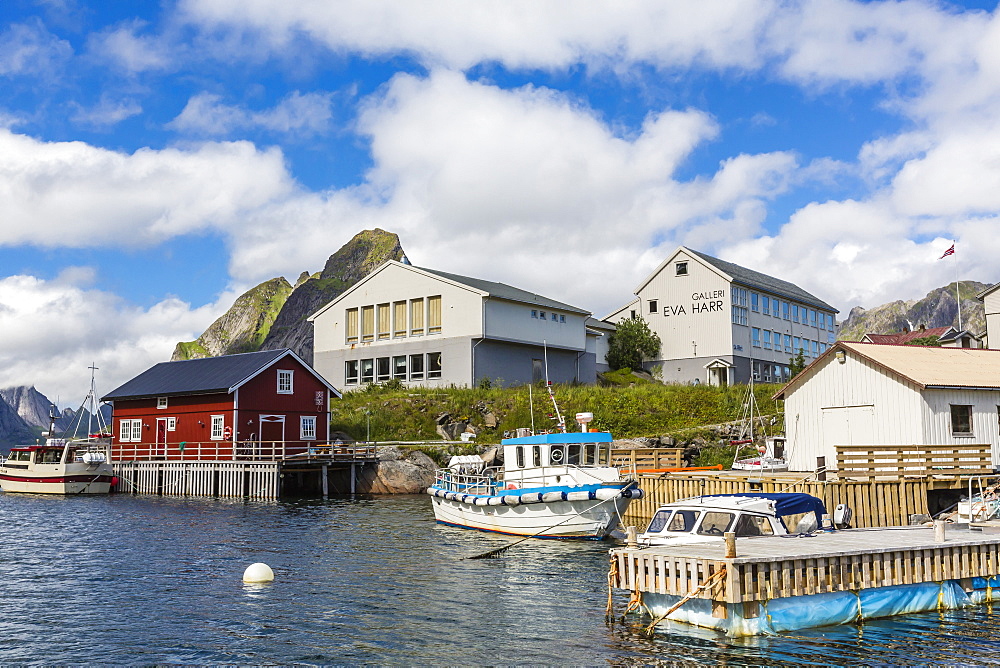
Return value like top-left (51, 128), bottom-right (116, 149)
top-left (0, 385), bottom-right (58, 428)
top-left (261, 228), bottom-right (405, 360)
top-left (173, 228), bottom-right (405, 363)
top-left (839, 280), bottom-right (987, 341)
top-left (356, 446), bottom-right (437, 493)
top-left (172, 277), bottom-right (293, 360)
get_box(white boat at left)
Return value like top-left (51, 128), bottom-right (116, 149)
top-left (0, 439), bottom-right (114, 494)
top-left (428, 417), bottom-right (642, 539)
top-left (0, 364), bottom-right (115, 495)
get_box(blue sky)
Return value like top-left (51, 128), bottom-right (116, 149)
top-left (1, 0), bottom-right (998, 403)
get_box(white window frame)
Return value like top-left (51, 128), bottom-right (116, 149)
top-left (300, 415), bottom-right (317, 440)
top-left (210, 415), bottom-right (225, 440)
top-left (119, 418), bottom-right (142, 442)
top-left (277, 369), bottom-right (293, 394)
top-left (157, 397), bottom-right (168, 409)
top-left (166, 417), bottom-right (176, 432)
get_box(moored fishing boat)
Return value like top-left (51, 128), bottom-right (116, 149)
top-left (0, 365), bottom-right (115, 495)
top-left (427, 412), bottom-right (642, 539)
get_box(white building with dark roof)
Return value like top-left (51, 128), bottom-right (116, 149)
top-left (606, 247), bottom-right (839, 385)
top-left (309, 260), bottom-right (608, 390)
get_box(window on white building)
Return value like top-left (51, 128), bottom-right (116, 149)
top-left (409, 354), bottom-right (424, 381)
top-left (301, 416), bottom-right (317, 440)
top-left (784, 334), bottom-right (792, 353)
top-left (751, 293), bottom-right (759, 312)
top-left (731, 305), bottom-right (748, 326)
top-left (345, 360), bottom-right (359, 385)
top-left (648, 300), bottom-right (658, 314)
top-left (428, 295), bottom-right (442, 334)
top-left (410, 298), bottom-right (424, 335)
top-left (376, 357), bottom-right (391, 382)
top-left (675, 262), bottom-right (688, 276)
top-left (762, 296), bottom-right (770, 316)
top-left (752, 328), bottom-right (761, 347)
top-left (763, 330), bottom-right (772, 350)
top-left (393, 356), bottom-right (407, 380)
top-left (361, 358), bottom-right (374, 384)
top-left (951, 405), bottom-right (973, 435)
top-left (377, 303), bottom-right (390, 340)
top-left (393, 301), bottom-right (407, 338)
top-left (428, 352), bottom-right (442, 379)
top-left (361, 305), bottom-right (375, 342)
top-left (782, 302), bottom-right (790, 320)
top-left (346, 308), bottom-right (359, 343)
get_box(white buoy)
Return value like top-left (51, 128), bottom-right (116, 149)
top-left (243, 562), bottom-right (274, 583)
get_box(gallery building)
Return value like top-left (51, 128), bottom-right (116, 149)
top-left (309, 260), bottom-right (608, 390)
top-left (606, 247), bottom-right (839, 385)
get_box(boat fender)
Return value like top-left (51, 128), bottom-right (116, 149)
top-left (622, 488), bottom-right (645, 499)
top-left (474, 496), bottom-right (490, 507)
top-left (589, 490), bottom-right (597, 500)
top-left (445, 492), bottom-right (459, 501)
top-left (519, 492), bottom-right (543, 504)
top-left (487, 496), bottom-right (504, 506)
top-left (501, 495), bottom-right (521, 506)
top-left (566, 490), bottom-right (591, 502)
top-left (542, 491), bottom-right (566, 503)
top-left (595, 488), bottom-right (620, 501)
top-left (426, 487), bottom-right (436, 496)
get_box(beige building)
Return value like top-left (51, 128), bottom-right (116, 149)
top-left (978, 283), bottom-right (1000, 348)
top-left (309, 260), bottom-right (607, 390)
top-left (606, 247), bottom-right (838, 385)
top-left (775, 341), bottom-right (1000, 472)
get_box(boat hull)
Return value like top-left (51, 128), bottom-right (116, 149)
top-left (0, 467), bottom-right (114, 495)
top-left (428, 486), bottom-right (636, 539)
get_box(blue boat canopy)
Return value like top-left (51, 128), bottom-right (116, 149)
top-left (501, 432), bottom-right (614, 445)
top-left (709, 492), bottom-right (827, 521)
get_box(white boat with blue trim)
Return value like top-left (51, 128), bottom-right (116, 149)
top-left (428, 415), bottom-right (642, 539)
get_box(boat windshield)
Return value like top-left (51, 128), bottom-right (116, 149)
top-left (733, 514), bottom-right (775, 536)
top-left (696, 511), bottom-right (736, 536)
top-left (39, 449), bottom-right (63, 464)
top-left (646, 509), bottom-right (702, 534)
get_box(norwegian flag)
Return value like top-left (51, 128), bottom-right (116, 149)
top-left (939, 243), bottom-right (955, 259)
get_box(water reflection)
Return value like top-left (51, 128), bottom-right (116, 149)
top-left (0, 493), bottom-right (997, 665)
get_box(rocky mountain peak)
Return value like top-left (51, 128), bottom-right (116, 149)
top-left (839, 280), bottom-right (988, 341)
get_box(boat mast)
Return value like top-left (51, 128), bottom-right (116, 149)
top-left (543, 341), bottom-right (566, 433)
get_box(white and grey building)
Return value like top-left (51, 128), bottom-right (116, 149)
top-left (606, 247), bottom-right (839, 385)
top-left (309, 260), bottom-right (610, 390)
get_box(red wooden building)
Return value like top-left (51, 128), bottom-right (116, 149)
top-left (101, 349), bottom-right (340, 461)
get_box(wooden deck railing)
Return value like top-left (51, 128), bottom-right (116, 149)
top-left (836, 444), bottom-right (994, 479)
top-left (111, 441), bottom-right (378, 463)
top-left (611, 448), bottom-right (685, 473)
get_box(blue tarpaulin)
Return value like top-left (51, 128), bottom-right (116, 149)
top-left (705, 492), bottom-right (827, 525)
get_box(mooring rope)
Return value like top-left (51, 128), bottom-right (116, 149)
top-left (642, 567), bottom-right (728, 637)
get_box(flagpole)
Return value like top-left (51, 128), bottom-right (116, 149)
top-left (954, 240), bottom-right (962, 331)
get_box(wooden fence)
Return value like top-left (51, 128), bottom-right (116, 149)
top-left (611, 448), bottom-right (685, 473)
top-left (623, 472), bottom-right (934, 529)
top-left (836, 444), bottom-right (993, 479)
top-left (114, 461), bottom-right (281, 500)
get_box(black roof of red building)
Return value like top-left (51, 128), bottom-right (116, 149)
top-left (101, 349), bottom-right (338, 401)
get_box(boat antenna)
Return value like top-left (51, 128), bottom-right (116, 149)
top-left (543, 340), bottom-right (566, 433)
top-left (528, 382), bottom-right (535, 435)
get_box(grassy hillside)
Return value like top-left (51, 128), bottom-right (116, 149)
top-left (330, 381), bottom-right (783, 444)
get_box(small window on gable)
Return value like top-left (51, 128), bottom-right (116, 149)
top-left (531, 310), bottom-right (538, 318)
top-left (539, 311), bottom-right (546, 320)
top-left (277, 369), bottom-right (293, 394)
top-left (648, 300), bottom-right (658, 314)
top-left (559, 315), bottom-right (565, 323)
top-left (675, 262), bottom-right (688, 276)
top-left (550, 312), bottom-right (558, 321)
top-left (157, 397), bottom-right (168, 409)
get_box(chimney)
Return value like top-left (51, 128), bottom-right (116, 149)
top-left (919, 324), bottom-right (926, 332)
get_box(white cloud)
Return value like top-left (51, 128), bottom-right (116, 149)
top-left (167, 90), bottom-right (334, 136)
top-left (0, 129), bottom-right (296, 247)
top-left (0, 273), bottom-right (220, 406)
top-left (88, 20), bottom-right (172, 73)
top-left (0, 20), bottom-right (72, 77)
top-left (70, 96), bottom-right (143, 128)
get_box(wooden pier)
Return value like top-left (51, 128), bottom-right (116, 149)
top-left (112, 443), bottom-right (379, 500)
top-left (610, 524), bottom-right (1000, 635)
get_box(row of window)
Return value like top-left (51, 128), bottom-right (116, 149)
top-left (345, 352), bottom-right (443, 385)
top-left (752, 329), bottom-right (829, 357)
top-left (753, 363), bottom-right (792, 383)
top-left (346, 296), bottom-right (442, 344)
top-left (118, 415), bottom-right (317, 441)
top-left (730, 289), bottom-right (834, 331)
top-left (530, 309), bottom-right (567, 323)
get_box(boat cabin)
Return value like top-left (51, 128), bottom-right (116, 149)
top-left (4, 441), bottom-right (107, 466)
top-left (639, 493), bottom-right (827, 546)
top-left (501, 432), bottom-right (622, 488)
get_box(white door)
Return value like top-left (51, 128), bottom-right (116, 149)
top-left (822, 405), bottom-right (874, 469)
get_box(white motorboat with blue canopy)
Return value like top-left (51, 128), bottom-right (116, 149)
top-left (428, 413), bottom-right (642, 539)
top-left (638, 492), bottom-right (831, 546)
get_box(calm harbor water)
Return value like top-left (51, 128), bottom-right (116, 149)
top-left (1, 493), bottom-right (999, 666)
